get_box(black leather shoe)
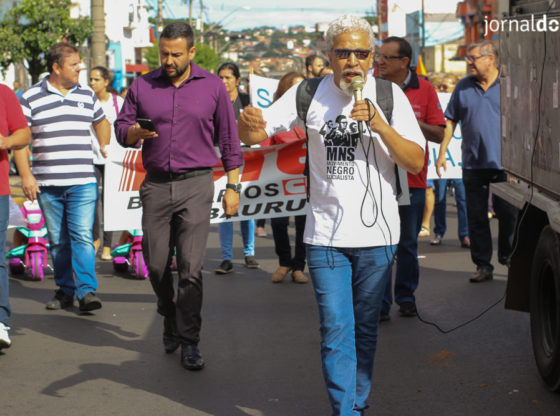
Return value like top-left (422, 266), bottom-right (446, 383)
top-left (399, 302), bottom-right (417, 317)
top-left (215, 260), bottom-right (233, 274)
top-left (181, 344), bottom-right (205, 371)
top-left (469, 269), bottom-right (493, 283)
top-left (498, 257), bottom-right (511, 267)
top-left (46, 290), bottom-right (74, 310)
top-left (163, 315), bottom-right (180, 354)
top-left (79, 292), bottom-right (102, 312)
top-left (244, 256), bottom-right (260, 269)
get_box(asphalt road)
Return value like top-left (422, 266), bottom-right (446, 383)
top-left (2, 197), bottom-right (560, 416)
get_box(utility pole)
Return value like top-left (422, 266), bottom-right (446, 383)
top-left (91, 0), bottom-right (105, 67)
top-left (188, 0), bottom-right (193, 27)
top-left (421, 0), bottom-right (425, 53)
top-left (157, 0), bottom-right (164, 35)
top-left (199, 0), bottom-right (204, 44)
top-left (377, 0), bottom-right (382, 42)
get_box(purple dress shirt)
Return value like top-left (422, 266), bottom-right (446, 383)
top-left (114, 63), bottom-right (243, 173)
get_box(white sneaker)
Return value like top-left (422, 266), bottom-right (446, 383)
top-left (0, 323), bottom-right (11, 349)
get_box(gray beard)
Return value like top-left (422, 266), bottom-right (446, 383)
top-left (338, 78), bottom-right (354, 97)
top-left (339, 70), bottom-right (365, 97)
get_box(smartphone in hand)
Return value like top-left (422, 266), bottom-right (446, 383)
top-left (137, 118), bottom-right (156, 132)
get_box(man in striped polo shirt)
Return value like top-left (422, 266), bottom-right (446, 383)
top-left (14, 43), bottom-right (110, 312)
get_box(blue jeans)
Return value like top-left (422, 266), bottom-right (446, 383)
top-left (307, 244), bottom-right (396, 416)
top-left (433, 179), bottom-right (468, 239)
top-left (383, 187), bottom-right (425, 311)
top-left (462, 169), bottom-right (517, 271)
top-left (0, 196), bottom-right (9, 324)
top-left (38, 183), bottom-right (98, 300)
top-left (218, 219), bottom-right (255, 260)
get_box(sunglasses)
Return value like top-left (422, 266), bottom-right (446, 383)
top-left (333, 48), bottom-right (372, 60)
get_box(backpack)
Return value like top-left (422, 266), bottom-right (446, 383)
top-left (295, 77), bottom-right (408, 203)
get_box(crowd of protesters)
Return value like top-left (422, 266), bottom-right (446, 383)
top-left (0, 15), bottom-right (516, 416)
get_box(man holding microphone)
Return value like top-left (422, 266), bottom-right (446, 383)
top-left (238, 15), bottom-right (424, 416)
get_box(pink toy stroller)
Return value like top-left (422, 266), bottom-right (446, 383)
top-left (111, 230), bottom-right (148, 279)
top-left (6, 200), bottom-right (50, 280)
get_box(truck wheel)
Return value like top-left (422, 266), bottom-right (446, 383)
top-left (530, 226), bottom-right (560, 392)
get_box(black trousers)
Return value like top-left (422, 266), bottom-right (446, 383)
top-left (270, 215), bottom-right (306, 271)
top-left (462, 169), bottom-right (517, 271)
top-left (140, 171), bottom-right (213, 345)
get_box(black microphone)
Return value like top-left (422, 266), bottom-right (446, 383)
top-left (351, 76), bottom-right (364, 102)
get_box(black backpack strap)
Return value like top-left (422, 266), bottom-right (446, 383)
top-left (375, 77), bottom-right (408, 203)
top-left (374, 77), bottom-right (393, 123)
top-left (296, 77), bottom-right (322, 122)
top-left (296, 77), bottom-right (323, 202)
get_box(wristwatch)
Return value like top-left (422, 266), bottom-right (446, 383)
top-left (225, 183), bottom-right (241, 193)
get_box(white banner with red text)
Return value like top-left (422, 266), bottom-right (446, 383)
top-left (103, 140), bottom-right (308, 231)
top-left (103, 92), bottom-right (463, 231)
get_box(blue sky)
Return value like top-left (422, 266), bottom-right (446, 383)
top-left (154, 1), bottom-right (379, 31)
top-left (151, 1), bottom-right (459, 31)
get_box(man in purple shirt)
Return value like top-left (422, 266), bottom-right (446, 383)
top-left (115, 22), bottom-right (243, 371)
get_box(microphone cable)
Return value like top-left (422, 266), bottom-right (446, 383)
top-left (359, 81), bottom-right (506, 334)
top-left (356, 117), bottom-right (379, 228)
top-left (355, 79), bottom-right (507, 332)
top-left (350, 77), bottom-right (381, 230)
top-left (355, 96), bottom-right (396, 260)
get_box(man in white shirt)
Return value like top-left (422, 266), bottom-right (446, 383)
top-left (238, 15), bottom-right (424, 415)
top-left (16, 43), bottom-right (110, 312)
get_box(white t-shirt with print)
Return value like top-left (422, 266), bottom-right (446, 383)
top-left (263, 74), bottom-right (425, 248)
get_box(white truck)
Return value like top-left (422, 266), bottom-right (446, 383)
top-left (491, 0), bottom-right (560, 392)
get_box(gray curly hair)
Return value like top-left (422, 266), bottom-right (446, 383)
top-left (325, 15), bottom-right (375, 51)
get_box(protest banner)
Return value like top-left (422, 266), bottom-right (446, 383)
top-left (104, 140), bottom-right (307, 231)
top-left (249, 74), bottom-right (279, 109)
top-left (102, 91), bottom-right (463, 231)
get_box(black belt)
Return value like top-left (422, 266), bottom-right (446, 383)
top-left (146, 168), bottom-right (211, 182)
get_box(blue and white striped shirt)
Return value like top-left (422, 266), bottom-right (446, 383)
top-left (20, 78), bottom-right (105, 186)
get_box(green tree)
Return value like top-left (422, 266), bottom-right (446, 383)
top-left (0, 0), bottom-right (93, 83)
top-left (240, 53), bottom-right (256, 62)
top-left (262, 51), bottom-right (279, 58)
top-left (363, 14), bottom-right (377, 27)
top-left (143, 41), bottom-right (221, 73)
top-left (193, 43), bottom-right (221, 72)
top-left (144, 40), bottom-right (160, 70)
